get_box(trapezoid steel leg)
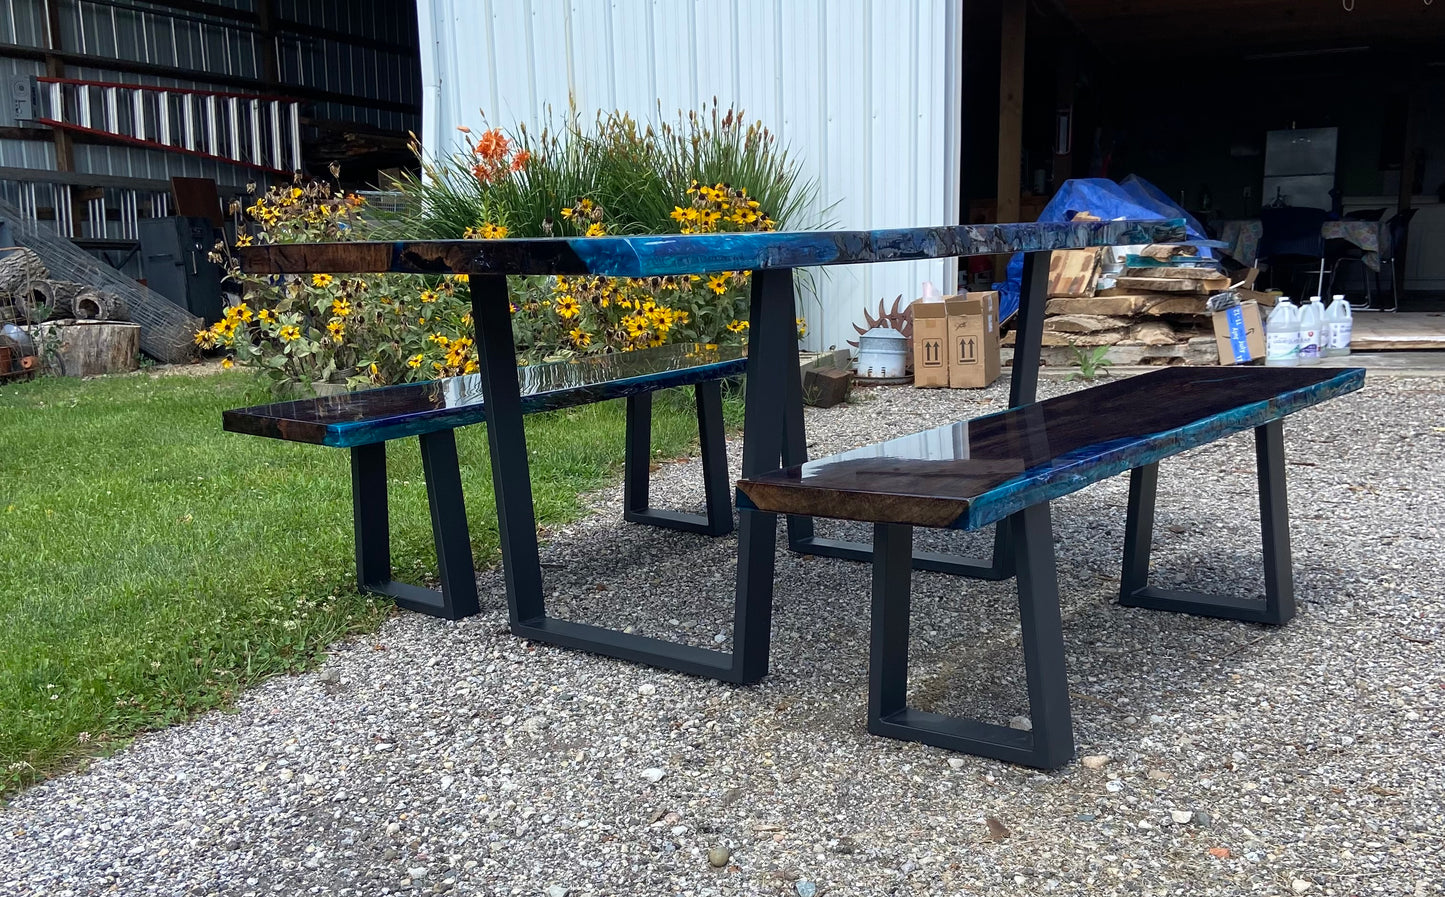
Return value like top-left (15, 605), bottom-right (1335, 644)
top-left (866, 505), bottom-right (1075, 768)
top-left (623, 382), bottom-right (733, 536)
top-left (415, 429), bottom-right (480, 619)
top-left (351, 441), bottom-right (391, 592)
top-left (348, 434), bottom-right (480, 621)
top-left (1118, 420), bottom-right (1295, 625)
top-left (477, 273), bottom-right (773, 684)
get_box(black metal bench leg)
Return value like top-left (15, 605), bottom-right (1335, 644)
top-left (696, 380), bottom-right (735, 535)
top-left (1119, 420), bottom-right (1296, 624)
top-left (622, 383), bottom-right (733, 536)
top-left (351, 442), bottom-right (392, 591)
top-left (415, 430), bottom-right (481, 619)
top-left (470, 273), bottom-right (771, 684)
top-left (866, 505), bottom-right (1075, 769)
top-left (348, 435), bottom-right (480, 620)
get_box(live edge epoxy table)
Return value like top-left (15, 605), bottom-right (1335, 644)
top-left (237, 218), bottom-right (1187, 685)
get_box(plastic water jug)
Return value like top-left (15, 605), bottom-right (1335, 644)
top-left (1297, 296), bottom-right (1324, 365)
top-left (1265, 297), bottom-right (1301, 367)
top-left (1324, 293), bottom-right (1353, 357)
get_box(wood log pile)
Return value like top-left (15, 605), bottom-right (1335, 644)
top-left (1005, 242), bottom-right (1229, 365)
top-left (0, 248), bottom-right (129, 325)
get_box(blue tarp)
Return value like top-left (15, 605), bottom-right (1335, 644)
top-left (994, 176), bottom-right (1210, 321)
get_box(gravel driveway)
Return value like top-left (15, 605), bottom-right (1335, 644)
top-left (4, 372), bottom-right (1442, 897)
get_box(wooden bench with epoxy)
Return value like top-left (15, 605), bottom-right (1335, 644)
top-left (737, 366), bottom-right (1365, 768)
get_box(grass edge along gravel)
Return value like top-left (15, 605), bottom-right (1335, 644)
top-left (0, 370), bottom-right (738, 797)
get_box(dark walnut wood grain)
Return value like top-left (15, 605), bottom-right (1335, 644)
top-left (736, 366), bottom-right (1366, 531)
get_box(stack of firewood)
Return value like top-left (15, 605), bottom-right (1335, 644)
top-left (0, 248), bottom-right (128, 325)
top-left (1005, 243), bottom-right (1230, 365)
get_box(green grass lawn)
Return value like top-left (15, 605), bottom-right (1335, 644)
top-left (0, 370), bottom-right (730, 794)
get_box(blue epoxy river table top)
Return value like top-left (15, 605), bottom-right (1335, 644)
top-left (235, 219), bottom-right (1187, 277)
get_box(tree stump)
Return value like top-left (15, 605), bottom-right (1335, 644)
top-left (33, 321), bottom-right (141, 377)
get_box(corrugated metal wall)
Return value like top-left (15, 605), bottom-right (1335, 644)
top-left (274, 0), bottom-right (420, 133)
top-left (0, 0), bottom-right (420, 185)
top-left (417, 0), bottom-right (962, 353)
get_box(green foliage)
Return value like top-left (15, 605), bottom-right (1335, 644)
top-left (0, 371), bottom-right (737, 796)
top-left (373, 104), bottom-right (820, 363)
top-left (387, 101), bottom-right (817, 240)
top-left (208, 103), bottom-right (821, 384)
top-left (202, 180), bottom-right (480, 391)
top-left (1065, 342), bottom-right (1114, 382)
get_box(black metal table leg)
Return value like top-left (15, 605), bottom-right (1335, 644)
top-left (468, 274), bottom-right (545, 626)
top-left (786, 251), bottom-right (1053, 580)
top-left (348, 435), bottom-right (479, 620)
top-left (469, 272), bottom-right (785, 684)
top-left (1119, 420), bottom-right (1296, 624)
top-left (781, 344), bottom-right (816, 548)
top-left (623, 382), bottom-right (733, 537)
top-left (866, 504), bottom-right (1075, 769)
top-left (1009, 251), bottom-right (1050, 408)
top-left (725, 268), bottom-right (798, 683)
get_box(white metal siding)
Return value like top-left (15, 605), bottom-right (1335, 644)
top-left (417, 0), bottom-right (962, 354)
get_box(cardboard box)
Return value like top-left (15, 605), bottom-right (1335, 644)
top-left (911, 300), bottom-right (949, 387)
top-left (947, 291), bottom-right (1001, 389)
top-left (1233, 288), bottom-right (1280, 309)
top-left (1212, 300), bottom-right (1266, 365)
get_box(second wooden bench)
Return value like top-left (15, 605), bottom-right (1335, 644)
top-left (737, 366), bottom-right (1365, 768)
top-left (224, 342), bottom-right (745, 619)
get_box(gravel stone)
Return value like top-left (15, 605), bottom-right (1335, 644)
top-left (2, 373), bottom-right (1442, 896)
top-left (706, 845), bottom-right (731, 868)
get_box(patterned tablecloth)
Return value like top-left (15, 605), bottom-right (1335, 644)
top-left (1217, 219), bottom-right (1384, 271)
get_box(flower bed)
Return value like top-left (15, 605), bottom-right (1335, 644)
top-left (203, 105), bottom-right (814, 391)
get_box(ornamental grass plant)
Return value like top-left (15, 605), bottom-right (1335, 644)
top-left (387, 102), bottom-right (816, 360)
top-left (392, 102), bottom-right (814, 240)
